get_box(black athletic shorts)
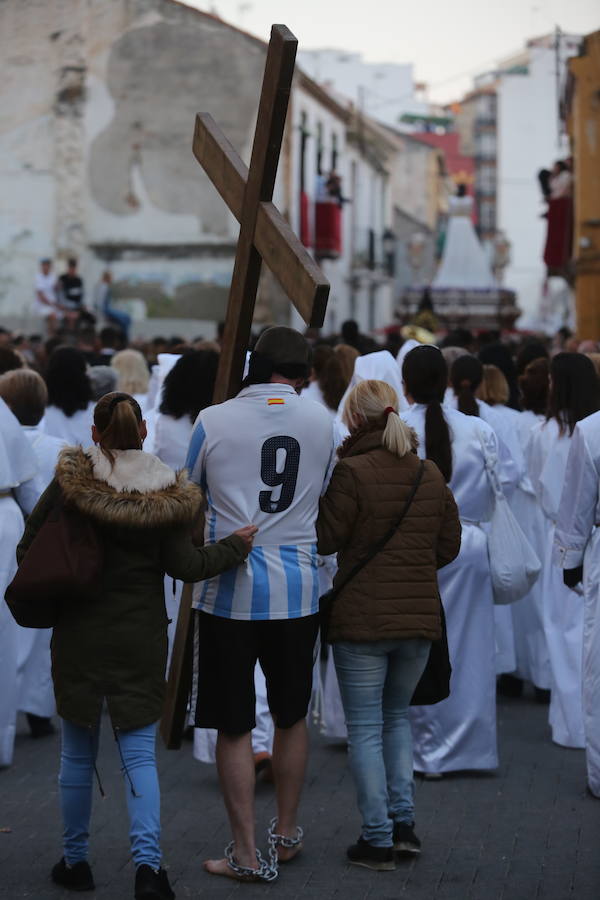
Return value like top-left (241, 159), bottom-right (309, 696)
top-left (192, 610), bottom-right (320, 735)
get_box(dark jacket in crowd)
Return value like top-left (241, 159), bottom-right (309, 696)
top-left (316, 428), bottom-right (461, 644)
top-left (17, 446), bottom-right (247, 731)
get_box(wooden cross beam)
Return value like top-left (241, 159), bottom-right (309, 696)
top-left (160, 24), bottom-right (330, 748)
top-left (198, 24), bottom-right (329, 403)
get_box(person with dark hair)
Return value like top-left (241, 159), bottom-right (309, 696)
top-left (99, 325), bottom-right (123, 357)
top-left (302, 344), bottom-right (349, 416)
top-left (515, 340), bottom-right (549, 376)
top-left (339, 319), bottom-right (378, 355)
top-left (555, 402), bottom-right (600, 798)
top-left (34, 258), bottom-right (60, 336)
top-left (57, 258), bottom-right (84, 328)
top-left (0, 346), bottom-right (24, 376)
top-left (94, 272), bottom-right (131, 342)
top-left (16, 391), bottom-right (255, 898)
top-left (502, 357), bottom-right (552, 702)
top-left (478, 342), bottom-right (520, 410)
top-left (450, 355), bottom-right (483, 417)
top-left (0, 398), bottom-right (38, 768)
top-left (0, 369), bottom-right (67, 740)
top-left (528, 353), bottom-right (600, 750)
top-left (401, 345), bottom-right (503, 775)
top-left (185, 326), bottom-right (334, 883)
top-left (153, 350), bottom-right (219, 471)
top-left (449, 355), bottom-right (522, 495)
top-left (439, 328), bottom-right (474, 351)
top-left (449, 356), bottom-right (526, 684)
top-left (519, 357), bottom-right (550, 419)
top-left (42, 346), bottom-right (94, 446)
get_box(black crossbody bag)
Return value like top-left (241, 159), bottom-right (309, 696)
top-left (319, 459), bottom-right (451, 706)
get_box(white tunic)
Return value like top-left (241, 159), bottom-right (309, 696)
top-left (554, 410), bottom-right (600, 795)
top-left (0, 400), bottom-right (37, 766)
top-left (301, 380), bottom-right (336, 420)
top-left (151, 413), bottom-right (193, 655)
top-left (529, 418), bottom-right (585, 748)
top-left (510, 411), bottom-right (551, 688)
top-left (42, 403), bottom-right (95, 447)
top-left (336, 350), bottom-right (408, 428)
top-left (402, 403), bottom-right (499, 772)
top-left (152, 413), bottom-right (193, 473)
top-left (14, 427), bottom-right (66, 720)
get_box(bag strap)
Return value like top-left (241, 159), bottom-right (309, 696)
top-left (477, 429), bottom-right (504, 499)
top-left (329, 459), bottom-right (425, 601)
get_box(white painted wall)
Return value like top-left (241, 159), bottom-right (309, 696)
top-left (496, 38), bottom-right (580, 320)
top-left (298, 49), bottom-right (427, 129)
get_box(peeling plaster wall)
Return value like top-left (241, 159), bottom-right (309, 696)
top-left (0, 0), bottom-right (265, 320)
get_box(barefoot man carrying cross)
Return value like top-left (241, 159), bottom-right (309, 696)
top-left (164, 24), bottom-right (333, 884)
top-left (186, 327), bottom-right (333, 882)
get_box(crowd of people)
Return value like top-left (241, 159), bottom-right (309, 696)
top-left (1, 312), bottom-right (600, 899)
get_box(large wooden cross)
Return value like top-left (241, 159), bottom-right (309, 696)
top-left (160, 24), bottom-right (330, 748)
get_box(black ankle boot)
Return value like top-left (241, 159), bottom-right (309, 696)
top-left (27, 713), bottom-right (55, 738)
top-left (50, 857), bottom-right (95, 891)
top-left (135, 865), bottom-right (175, 900)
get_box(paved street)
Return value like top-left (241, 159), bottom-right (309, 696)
top-left (1, 692), bottom-right (599, 900)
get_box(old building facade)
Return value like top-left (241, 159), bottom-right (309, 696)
top-left (0, 0), bottom-right (398, 336)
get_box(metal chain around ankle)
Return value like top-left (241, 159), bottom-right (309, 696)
top-left (267, 817), bottom-right (304, 872)
top-left (225, 841), bottom-right (278, 882)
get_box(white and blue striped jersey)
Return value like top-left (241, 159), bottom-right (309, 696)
top-left (186, 383), bottom-right (335, 621)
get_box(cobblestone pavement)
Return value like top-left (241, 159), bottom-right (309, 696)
top-left (1, 692), bottom-right (599, 900)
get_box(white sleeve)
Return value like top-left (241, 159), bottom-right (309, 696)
top-left (554, 424), bottom-right (599, 569)
top-left (321, 424), bottom-right (338, 495)
top-left (185, 416), bottom-right (208, 490)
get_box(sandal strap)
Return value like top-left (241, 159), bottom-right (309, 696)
top-left (225, 842), bottom-right (278, 882)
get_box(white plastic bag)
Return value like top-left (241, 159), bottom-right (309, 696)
top-left (480, 434), bottom-right (541, 605)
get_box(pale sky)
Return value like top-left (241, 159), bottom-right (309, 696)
top-left (186, 0), bottom-right (599, 102)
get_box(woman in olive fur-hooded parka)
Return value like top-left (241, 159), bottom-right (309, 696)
top-left (17, 444), bottom-right (248, 731)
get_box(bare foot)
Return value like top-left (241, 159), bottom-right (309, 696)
top-left (277, 840), bottom-right (303, 863)
top-left (203, 857), bottom-right (260, 881)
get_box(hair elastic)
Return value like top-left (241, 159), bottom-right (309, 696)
top-left (384, 406), bottom-right (395, 417)
top-left (108, 395), bottom-right (128, 414)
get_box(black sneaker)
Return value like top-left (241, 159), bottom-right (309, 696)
top-left (347, 837), bottom-right (395, 871)
top-left (393, 822), bottom-right (421, 855)
top-left (135, 865), bottom-right (175, 900)
top-left (50, 857), bottom-right (95, 891)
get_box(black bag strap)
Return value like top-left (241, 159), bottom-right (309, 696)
top-left (329, 459), bottom-right (425, 601)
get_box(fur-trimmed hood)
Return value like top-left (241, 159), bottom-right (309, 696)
top-left (56, 446), bottom-right (203, 528)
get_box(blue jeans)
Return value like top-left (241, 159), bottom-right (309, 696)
top-left (59, 719), bottom-right (161, 869)
top-left (333, 638), bottom-right (430, 847)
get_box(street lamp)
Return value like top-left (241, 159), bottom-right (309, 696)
top-left (382, 228), bottom-right (396, 277)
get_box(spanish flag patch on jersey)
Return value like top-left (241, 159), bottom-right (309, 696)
top-left (267, 398), bottom-right (285, 406)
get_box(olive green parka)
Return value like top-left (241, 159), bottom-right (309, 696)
top-left (16, 445), bottom-right (247, 730)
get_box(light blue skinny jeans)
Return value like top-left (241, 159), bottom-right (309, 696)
top-left (333, 638), bottom-right (430, 847)
top-left (59, 719), bottom-right (161, 869)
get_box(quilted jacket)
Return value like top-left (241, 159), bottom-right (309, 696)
top-left (316, 427), bottom-right (461, 643)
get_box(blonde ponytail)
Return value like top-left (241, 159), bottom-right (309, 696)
top-left (343, 379), bottom-right (417, 458)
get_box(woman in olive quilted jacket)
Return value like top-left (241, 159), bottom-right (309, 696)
top-left (317, 379), bottom-right (460, 872)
